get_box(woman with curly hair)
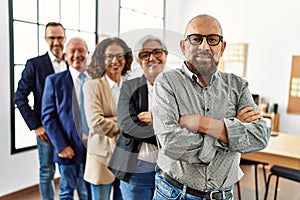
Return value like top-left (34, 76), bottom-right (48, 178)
top-left (83, 37), bottom-right (132, 200)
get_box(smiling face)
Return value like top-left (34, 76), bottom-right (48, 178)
top-left (104, 43), bottom-right (126, 79)
top-left (180, 15), bottom-right (226, 77)
top-left (139, 39), bottom-right (167, 84)
top-left (65, 38), bottom-right (89, 73)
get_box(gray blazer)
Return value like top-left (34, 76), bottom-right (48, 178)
top-left (108, 75), bottom-right (157, 182)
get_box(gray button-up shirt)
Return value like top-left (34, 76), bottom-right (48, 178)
top-left (152, 63), bottom-right (270, 190)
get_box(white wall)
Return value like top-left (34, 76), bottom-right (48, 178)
top-left (0, 0), bottom-right (39, 196)
top-left (181, 0), bottom-right (300, 135)
top-left (1, 0), bottom-right (300, 197)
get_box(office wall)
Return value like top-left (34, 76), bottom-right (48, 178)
top-left (181, 0), bottom-right (300, 135)
top-left (0, 0), bottom-right (39, 196)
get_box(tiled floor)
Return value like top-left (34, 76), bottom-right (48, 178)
top-left (1, 165), bottom-right (300, 200)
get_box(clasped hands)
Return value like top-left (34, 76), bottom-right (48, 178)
top-left (138, 111), bottom-right (152, 125)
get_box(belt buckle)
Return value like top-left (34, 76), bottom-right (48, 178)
top-left (209, 190), bottom-right (219, 200)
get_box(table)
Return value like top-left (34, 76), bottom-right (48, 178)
top-left (241, 132), bottom-right (300, 170)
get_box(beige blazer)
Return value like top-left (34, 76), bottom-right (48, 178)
top-left (83, 76), bottom-right (119, 185)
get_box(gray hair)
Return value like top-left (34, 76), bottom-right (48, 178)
top-left (133, 34), bottom-right (168, 63)
top-left (66, 37), bottom-right (89, 51)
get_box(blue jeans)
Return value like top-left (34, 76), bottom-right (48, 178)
top-left (58, 163), bottom-right (88, 200)
top-left (90, 182), bottom-right (112, 200)
top-left (37, 138), bottom-right (56, 200)
top-left (153, 172), bottom-right (234, 200)
top-left (120, 160), bottom-right (156, 200)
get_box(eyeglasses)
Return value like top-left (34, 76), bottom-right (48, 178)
top-left (104, 53), bottom-right (125, 62)
top-left (46, 36), bottom-right (65, 42)
top-left (138, 48), bottom-right (166, 61)
top-left (185, 34), bottom-right (223, 46)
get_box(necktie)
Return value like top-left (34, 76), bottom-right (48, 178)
top-left (79, 73), bottom-right (89, 135)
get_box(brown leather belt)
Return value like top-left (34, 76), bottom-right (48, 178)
top-left (159, 171), bottom-right (233, 199)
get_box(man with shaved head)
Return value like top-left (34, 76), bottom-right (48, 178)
top-left (152, 14), bottom-right (270, 200)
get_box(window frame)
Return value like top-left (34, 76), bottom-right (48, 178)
top-left (118, 0), bottom-right (166, 69)
top-left (9, 0), bottom-right (98, 154)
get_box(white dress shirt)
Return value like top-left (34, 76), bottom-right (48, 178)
top-left (69, 67), bottom-right (91, 104)
top-left (48, 50), bottom-right (67, 73)
top-left (105, 74), bottom-right (124, 107)
top-left (137, 81), bottom-right (158, 163)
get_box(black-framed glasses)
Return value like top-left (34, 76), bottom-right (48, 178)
top-left (185, 34), bottom-right (223, 46)
top-left (138, 48), bottom-right (166, 61)
top-left (104, 53), bottom-right (125, 62)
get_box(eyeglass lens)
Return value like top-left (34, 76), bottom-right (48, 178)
top-left (187, 34), bottom-right (222, 46)
top-left (139, 49), bottom-right (165, 60)
top-left (105, 53), bottom-right (124, 61)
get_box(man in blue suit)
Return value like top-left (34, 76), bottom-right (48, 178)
top-left (14, 22), bottom-right (67, 200)
top-left (42, 37), bottom-right (90, 200)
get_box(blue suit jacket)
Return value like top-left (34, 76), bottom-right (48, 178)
top-left (41, 69), bottom-right (85, 165)
top-left (14, 52), bottom-right (55, 130)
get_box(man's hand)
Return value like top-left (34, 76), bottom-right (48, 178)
top-left (58, 146), bottom-right (75, 159)
top-left (34, 126), bottom-right (50, 143)
top-left (178, 115), bottom-right (200, 133)
top-left (138, 111), bottom-right (152, 125)
top-left (236, 106), bottom-right (261, 123)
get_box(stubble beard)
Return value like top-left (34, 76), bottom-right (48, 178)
top-left (188, 51), bottom-right (218, 77)
top-left (52, 45), bottom-right (63, 58)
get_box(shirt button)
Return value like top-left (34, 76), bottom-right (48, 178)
top-left (206, 108), bottom-right (210, 112)
top-left (208, 178), bottom-right (212, 181)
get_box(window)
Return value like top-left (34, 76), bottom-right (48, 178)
top-left (119, 0), bottom-right (186, 69)
top-left (119, 0), bottom-right (165, 33)
top-left (9, 0), bottom-right (98, 154)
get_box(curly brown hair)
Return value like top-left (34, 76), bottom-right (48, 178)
top-left (87, 37), bottom-right (133, 79)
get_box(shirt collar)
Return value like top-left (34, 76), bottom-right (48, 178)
top-left (69, 66), bottom-right (81, 81)
top-left (69, 67), bottom-right (90, 82)
top-left (48, 50), bottom-right (59, 63)
top-left (182, 62), bottom-right (218, 86)
top-left (147, 80), bottom-right (153, 93)
top-left (105, 74), bottom-right (124, 90)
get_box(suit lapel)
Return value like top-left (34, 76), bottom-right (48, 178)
top-left (137, 75), bottom-right (148, 112)
top-left (64, 70), bottom-right (81, 134)
top-left (43, 52), bottom-right (55, 74)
